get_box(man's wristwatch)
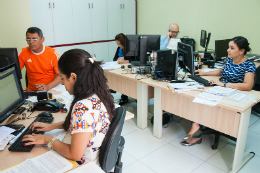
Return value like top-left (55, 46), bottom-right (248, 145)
top-left (224, 83), bottom-right (226, 87)
top-left (47, 137), bottom-right (57, 150)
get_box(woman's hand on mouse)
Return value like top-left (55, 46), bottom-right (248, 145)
top-left (194, 70), bottom-right (205, 76)
top-left (30, 122), bottom-right (54, 132)
top-left (22, 134), bottom-right (53, 146)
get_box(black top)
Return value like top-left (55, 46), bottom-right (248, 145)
top-left (113, 47), bottom-right (134, 62)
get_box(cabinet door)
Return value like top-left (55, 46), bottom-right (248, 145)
top-left (55, 45), bottom-right (76, 56)
top-left (107, 0), bottom-right (123, 40)
top-left (75, 44), bottom-right (93, 56)
top-left (122, 0), bottom-right (136, 35)
top-left (108, 41), bottom-right (118, 62)
top-left (29, 0), bottom-right (55, 46)
top-left (92, 42), bottom-right (109, 62)
top-left (72, 0), bottom-right (92, 43)
top-left (91, 0), bottom-right (108, 41)
top-left (51, 0), bottom-right (75, 45)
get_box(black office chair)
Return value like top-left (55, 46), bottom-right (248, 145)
top-left (99, 106), bottom-right (126, 173)
top-left (202, 66), bottom-right (260, 150)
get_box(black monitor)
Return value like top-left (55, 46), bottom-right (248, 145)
top-left (155, 49), bottom-right (178, 80)
top-left (215, 39), bottom-right (231, 61)
top-left (177, 42), bottom-right (194, 75)
top-left (0, 48), bottom-right (22, 79)
top-left (0, 64), bottom-right (25, 125)
top-left (200, 30), bottom-right (211, 54)
top-left (125, 35), bottom-right (160, 65)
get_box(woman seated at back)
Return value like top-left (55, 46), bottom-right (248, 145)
top-left (22, 49), bottom-right (115, 165)
top-left (181, 36), bottom-right (256, 146)
top-left (113, 33), bottom-right (133, 105)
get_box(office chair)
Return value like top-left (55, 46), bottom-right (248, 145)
top-left (202, 66), bottom-right (260, 150)
top-left (99, 106), bottom-right (126, 173)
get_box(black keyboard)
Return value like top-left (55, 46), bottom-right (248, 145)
top-left (8, 113), bottom-right (54, 152)
top-left (188, 75), bottom-right (216, 86)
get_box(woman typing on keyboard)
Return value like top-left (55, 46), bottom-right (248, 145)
top-left (181, 36), bottom-right (256, 146)
top-left (21, 49), bottom-right (115, 165)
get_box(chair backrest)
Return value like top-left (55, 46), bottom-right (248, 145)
top-left (253, 66), bottom-right (260, 91)
top-left (99, 106), bottom-right (126, 172)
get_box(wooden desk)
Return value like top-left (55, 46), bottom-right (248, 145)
top-left (0, 108), bottom-right (134, 170)
top-left (104, 69), bottom-right (154, 129)
top-left (140, 76), bottom-right (260, 173)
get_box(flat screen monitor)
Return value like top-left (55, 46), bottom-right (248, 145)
top-left (0, 64), bottom-right (25, 125)
top-left (125, 35), bottom-right (160, 65)
top-left (200, 30), bottom-right (211, 54)
top-left (177, 42), bottom-right (194, 75)
top-left (0, 48), bottom-right (22, 79)
top-left (215, 39), bottom-right (231, 61)
top-left (155, 49), bottom-right (178, 80)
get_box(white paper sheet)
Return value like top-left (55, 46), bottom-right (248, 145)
top-left (51, 84), bottom-right (67, 92)
top-left (67, 162), bottom-right (104, 173)
top-left (229, 93), bottom-right (247, 101)
top-left (101, 61), bottom-right (121, 71)
top-left (167, 38), bottom-right (181, 50)
top-left (2, 150), bottom-right (73, 173)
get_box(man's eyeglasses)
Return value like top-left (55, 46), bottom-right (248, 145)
top-left (169, 30), bottom-right (180, 34)
top-left (26, 38), bottom-right (41, 42)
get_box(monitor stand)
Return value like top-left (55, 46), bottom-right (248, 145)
top-left (0, 114), bottom-right (19, 126)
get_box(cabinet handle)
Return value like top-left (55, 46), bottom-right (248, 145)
top-left (92, 3), bottom-right (93, 8)
top-left (120, 4), bottom-right (122, 9)
top-left (49, 3), bottom-right (51, 9)
top-left (123, 4), bottom-right (124, 9)
top-left (88, 3), bottom-right (90, 9)
top-left (53, 3), bottom-right (55, 8)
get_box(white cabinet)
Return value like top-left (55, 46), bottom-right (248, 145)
top-left (108, 41), bottom-right (118, 61)
top-left (93, 43), bottom-right (109, 62)
top-left (107, 0), bottom-right (136, 40)
top-left (29, 0), bottom-right (74, 46)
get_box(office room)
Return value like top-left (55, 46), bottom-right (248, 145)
top-left (1, 0), bottom-right (260, 172)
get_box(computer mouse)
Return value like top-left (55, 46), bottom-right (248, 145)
top-left (38, 111), bottom-right (53, 118)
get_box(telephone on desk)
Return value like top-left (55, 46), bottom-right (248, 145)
top-left (33, 100), bottom-right (64, 113)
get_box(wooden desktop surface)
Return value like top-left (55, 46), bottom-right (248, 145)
top-left (0, 103), bottom-right (134, 170)
top-left (104, 68), bottom-right (154, 100)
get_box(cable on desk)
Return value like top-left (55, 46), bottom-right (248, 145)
top-left (151, 63), bottom-right (167, 81)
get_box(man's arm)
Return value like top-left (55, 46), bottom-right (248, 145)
top-left (36, 74), bottom-right (61, 91)
top-left (160, 35), bottom-right (170, 50)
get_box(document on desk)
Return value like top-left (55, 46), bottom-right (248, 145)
top-left (2, 150), bottom-right (73, 173)
top-left (0, 126), bottom-right (15, 150)
top-left (101, 61), bottom-right (121, 71)
top-left (167, 38), bottom-right (181, 50)
top-left (168, 82), bottom-right (204, 93)
top-left (67, 162), bottom-right (104, 173)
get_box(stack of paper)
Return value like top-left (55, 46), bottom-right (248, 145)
top-left (168, 82), bottom-right (204, 93)
top-left (0, 126), bottom-right (15, 150)
top-left (100, 61), bottom-right (121, 71)
top-left (67, 162), bottom-right (104, 173)
top-left (2, 150), bottom-right (73, 173)
top-left (193, 86), bottom-right (236, 106)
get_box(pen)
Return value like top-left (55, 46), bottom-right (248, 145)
top-left (167, 86), bottom-right (175, 93)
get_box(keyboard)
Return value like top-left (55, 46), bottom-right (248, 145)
top-left (8, 113), bottom-right (54, 152)
top-left (188, 75), bottom-right (216, 86)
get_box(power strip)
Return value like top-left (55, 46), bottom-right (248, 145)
top-left (131, 66), bottom-right (151, 74)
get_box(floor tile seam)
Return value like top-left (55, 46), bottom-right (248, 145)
top-left (168, 142), bottom-right (205, 162)
top-left (190, 161), bottom-right (207, 173)
top-left (121, 128), bottom-right (139, 137)
top-left (136, 143), bottom-right (169, 161)
top-left (203, 161), bottom-right (228, 173)
top-left (247, 129), bottom-right (260, 136)
top-left (248, 118), bottom-right (260, 127)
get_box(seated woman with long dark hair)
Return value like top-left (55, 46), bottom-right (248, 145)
top-left (22, 49), bottom-right (115, 165)
top-left (181, 36), bottom-right (256, 146)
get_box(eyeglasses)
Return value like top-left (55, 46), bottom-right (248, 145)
top-left (26, 38), bottom-right (41, 42)
top-left (169, 30), bottom-right (180, 34)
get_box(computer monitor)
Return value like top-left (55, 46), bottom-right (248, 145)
top-left (125, 35), bottom-right (160, 65)
top-left (155, 49), bottom-right (178, 80)
top-left (177, 42), bottom-right (194, 75)
top-left (200, 30), bottom-right (211, 54)
top-left (0, 64), bottom-right (25, 125)
top-left (215, 39), bottom-right (231, 61)
top-left (0, 48), bottom-right (22, 79)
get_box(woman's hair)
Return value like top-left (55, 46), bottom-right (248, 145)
top-left (115, 33), bottom-right (126, 49)
top-left (58, 49), bottom-right (115, 131)
top-left (231, 36), bottom-right (251, 55)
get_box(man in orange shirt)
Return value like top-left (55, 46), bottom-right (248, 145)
top-left (19, 27), bottom-right (61, 91)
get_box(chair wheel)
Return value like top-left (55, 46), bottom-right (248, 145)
top-left (211, 144), bottom-right (218, 150)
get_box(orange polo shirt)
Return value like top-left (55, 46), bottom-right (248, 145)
top-left (18, 46), bottom-right (60, 91)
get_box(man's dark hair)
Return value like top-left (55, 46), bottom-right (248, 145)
top-left (26, 27), bottom-right (43, 38)
top-left (58, 49), bottom-right (115, 131)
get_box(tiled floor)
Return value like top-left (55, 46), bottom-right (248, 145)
top-left (113, 92), bottom-right (260, 173)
